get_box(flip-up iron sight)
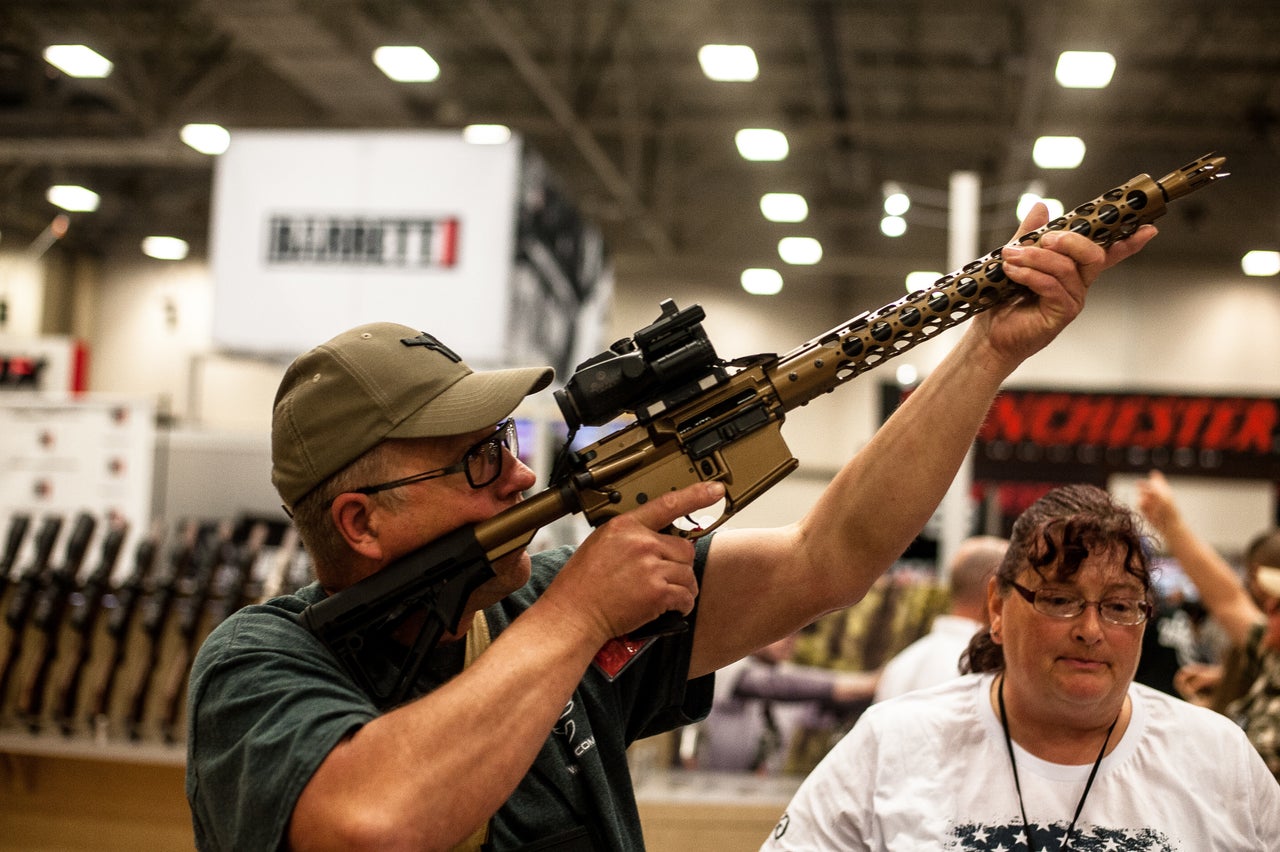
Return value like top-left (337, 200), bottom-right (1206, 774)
top-left (554, 299), bottom-right (728, 429)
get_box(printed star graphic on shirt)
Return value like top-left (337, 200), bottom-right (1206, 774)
top-left (950, 820), bottom-right (1174, 851)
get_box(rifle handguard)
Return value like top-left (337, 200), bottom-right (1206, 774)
top-left (770, 153), bottom-right (1229, 410)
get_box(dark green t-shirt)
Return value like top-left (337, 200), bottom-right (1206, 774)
top-left (186, 540), bottom-right (715, 851)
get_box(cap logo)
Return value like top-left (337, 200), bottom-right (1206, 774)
top-left (400, 332), bottom-right (461, 363)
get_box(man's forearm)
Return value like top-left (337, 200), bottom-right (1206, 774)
top-left (290, 596), bottom-right (607, 851)
top-left (800, 324), bottom-right (1008, 575)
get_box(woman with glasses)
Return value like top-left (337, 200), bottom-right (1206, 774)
top-left (763, 484), bottom-right (1279, 851)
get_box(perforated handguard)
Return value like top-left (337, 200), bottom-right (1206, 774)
top-left (767, 152), bottom-right (1229, 410)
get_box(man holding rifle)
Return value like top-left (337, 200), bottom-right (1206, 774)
top-left (186, 206), bottom-right (1155, 851)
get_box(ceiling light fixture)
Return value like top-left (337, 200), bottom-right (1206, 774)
top-left (43, 44), bottom-right (113, 78)
top-left (46, 185), bottom-right (100, 213)
top-left (463, 124), bottom-right (512, 145)
top-left (1032, 136), bottom-right (1086, 169)
top-left (1241, 250), bottom-right (1280, 277)
top-left (181, 123), bottom-right (231, 155)
top-left (142, 236), bottom-right (190, 261)
top-left (1055, 51), bottom-right (1116, 89)
top-left (880, 216), bottom-right (907, 238)
top-left (760, 193), bottom-right (808, 223)
top-left (882, 182), bottom-right (910, 216)
top-left (698, 45), bottom-right (759, 81)
top-left (736, 128), bottom-right (788, 161)
top-left (778, 236), bottom-right (821, 265)
top-left (373, 45), bottom-right (440, 82)
top-left (741, 268), bottom-right (783, 295)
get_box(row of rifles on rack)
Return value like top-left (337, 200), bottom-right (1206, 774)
top-left (0, 510), bottom-right (311, 745)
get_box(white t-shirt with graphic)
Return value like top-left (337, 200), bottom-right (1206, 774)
top-left (762, 673), bottom-right (1280, 851)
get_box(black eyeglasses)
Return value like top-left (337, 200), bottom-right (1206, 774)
top-left (353, 419), bottom-right (518, 495)
top-left (1008, 580), bottom-right (1152, 626)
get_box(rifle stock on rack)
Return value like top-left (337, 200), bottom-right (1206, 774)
top-left (20, 511), bottom-right (97, 730)
top-left (301, 152), bottom-right (1228, 707)
top-left (55, 519), bottom-right (128, 733)
top-left (92, 526), bottom-right (159, 728)
top-left (0, 514), bottom-right (64, 711)
top-left (0, 513), bottom-right (32, 596)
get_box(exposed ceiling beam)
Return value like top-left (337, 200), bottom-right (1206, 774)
top-left (466, 0), bottom-right (675, 255)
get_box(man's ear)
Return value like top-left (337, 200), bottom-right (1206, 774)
top-left (330, 492), bottom-right (385, 561)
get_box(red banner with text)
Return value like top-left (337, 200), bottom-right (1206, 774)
top-left (973, 389), bottom-right (1278, 482)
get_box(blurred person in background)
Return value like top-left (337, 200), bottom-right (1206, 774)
top-left (1136, 469), bottom-right (1280, 781)
top-left (686, 632), bottom-right (877, 775)
top-left (873, 535), bottom-right (1008, 702)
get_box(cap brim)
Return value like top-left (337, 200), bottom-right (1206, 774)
top-left (387, 365), bottom-right (554, 438)
top-left (1256, 566), bottom-right (1280, 600)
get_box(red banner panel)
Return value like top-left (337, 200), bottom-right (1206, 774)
top-left (974, 389), bottom-right (1279, 481)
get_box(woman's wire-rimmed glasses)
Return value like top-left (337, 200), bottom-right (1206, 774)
top-left (1008, 580), bottom-right (1152, 626)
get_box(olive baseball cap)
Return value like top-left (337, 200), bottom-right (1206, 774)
top-left (271, 322), bottom-right (554, 508)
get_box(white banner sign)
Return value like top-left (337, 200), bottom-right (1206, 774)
top-left (210, 130), bottom-right (522, 363)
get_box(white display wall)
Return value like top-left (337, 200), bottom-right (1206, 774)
top-left (208, 129), bottom-right (610, 379)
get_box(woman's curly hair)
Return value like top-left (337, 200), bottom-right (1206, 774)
top-left (961, 483), bottom-right (1153, 674)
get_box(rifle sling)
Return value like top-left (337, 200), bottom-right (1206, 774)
top-left (450, 608), bottom-right (492, 852)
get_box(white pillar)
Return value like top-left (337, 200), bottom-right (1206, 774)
top-left (937, 171), bottom-right (981, 580)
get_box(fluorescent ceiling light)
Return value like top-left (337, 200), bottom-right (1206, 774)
top-left (1032, 136), bottom-right (1086, 169)
top-left (373, 46), bottom-right (440, 82)
top-left (1241, 250), bottom-right (1280, 277)
top-left (43, 44), bottom-right (113, 78)
top-left (760, 193), bottom-right (808, 223)
top-left (181, 123), bottom-right (231, 155)
top-left (698, 44), bottom-right (759, 81)
top-left (741, 268), bottom-right (783, 295)
top-left (1055, 51), bottom-right (1116, 89)
top-left (736, 128), bottom-right (789, 161)
top-left (1016, 192), bottom-right (1065, 221)
top-left (47, 184), bottom-right (100, 212)
top-left (142, 236), bottom-right (190, 261)
top-left (880, 216), bottom-right (907, 238)
top-left (778, 236), bottom-right (822, 265)
top-left (463, 124), bottom-right (511, 145)
top-left (883, 189), bottom-right (910, 217)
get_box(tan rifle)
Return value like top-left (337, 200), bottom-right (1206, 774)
top-left (302, 153), bottom-right (1228, 707)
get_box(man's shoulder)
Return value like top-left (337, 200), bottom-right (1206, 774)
top-left (195, 582), bottom-right (325, 663)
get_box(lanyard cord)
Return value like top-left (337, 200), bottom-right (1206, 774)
top-left (997, 675), bottom-right (1117, 852)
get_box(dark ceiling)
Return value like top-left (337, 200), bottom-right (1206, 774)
top-left (1, 0), bottom-right (1277, 298)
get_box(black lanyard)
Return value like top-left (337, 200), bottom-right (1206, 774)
top-left (997, 675), bottom-right (1118, 852)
